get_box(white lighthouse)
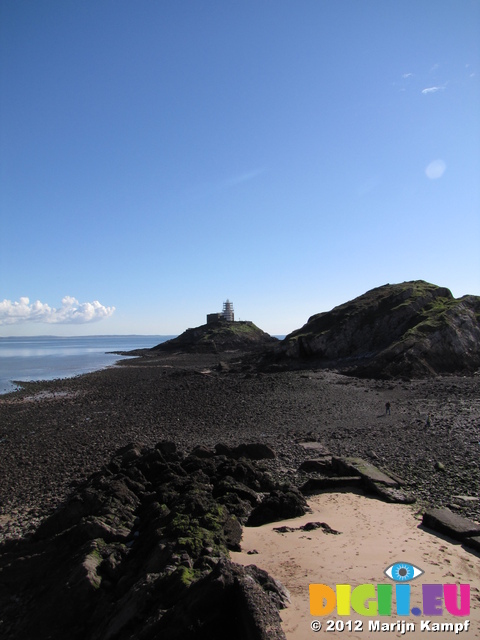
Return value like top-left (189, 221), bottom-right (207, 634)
top-left (222, 299), bottom-right (234, 322)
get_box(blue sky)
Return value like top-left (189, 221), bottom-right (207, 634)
top-left (1, 1), bottom-right (479, 336)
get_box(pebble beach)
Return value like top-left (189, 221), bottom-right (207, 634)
top-left (1, 350), bottom-right (479, 540)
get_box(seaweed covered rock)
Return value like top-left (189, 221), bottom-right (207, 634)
top-left (0, 441), bottom-right (300, 640)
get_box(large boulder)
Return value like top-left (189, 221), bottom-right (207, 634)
top-left (247, 488), bottom-right (308, 527)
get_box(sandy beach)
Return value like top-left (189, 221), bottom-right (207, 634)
top-left (232, 489), bottom-right (480, 639)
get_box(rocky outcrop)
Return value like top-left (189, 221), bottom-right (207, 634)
top-left (262, 281), bottom-right (480, 378)
top-left (297, 446), bottom-right (416, 504)
top-left (153, 320), bottom-right (278, 354)
top-left (0, 441), bottom-right (298, 640)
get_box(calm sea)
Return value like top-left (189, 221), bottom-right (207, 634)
top-left (0, 335), bottom-right (173, 395)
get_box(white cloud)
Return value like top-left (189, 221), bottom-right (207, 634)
top-left (402, 73), bottom-right (413, 79)
top-left (421, 85), bottom-right (445, 95)
top-left (425, 159), bottom-right (446, 180)
top-left (0, 296), bottom-right (115, 325)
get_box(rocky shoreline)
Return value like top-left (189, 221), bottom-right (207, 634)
top-left (0, 439), bottom-right (298, 639)
top-left (1, 349), bottom-right (479, 538)
top-left (1, 349), bottom-right (479, 638)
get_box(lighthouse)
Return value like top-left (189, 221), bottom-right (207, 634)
top-left (222, 299), bottom-right (234, 322)
top-left (206, 300), bottom-right (235, 324)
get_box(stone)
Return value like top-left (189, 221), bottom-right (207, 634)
top-left (191, 444), bottom-right (215, 458)
top-left (451, 495), bottom-right (479, 507)
top-left (333, 457), bottom-right (399, 487)
top-left (215, 442), bottom-right (233, 456)
top-left (247, 489), bottom-right (307, 527)
top-left (463, 536), bottom-right (480, 552)
top-left (422, 508), bottom-right (480, 541)
top-left (212, 477), bottom-right (261, 506)
top-left (300, 476), bottom-right (363, 494)
top-left (223, 514), bottom-right (243, 551)
top-left (155, 440), bottom-right (178, 457)
top-left (366, 481), bottom-right (416, 504)
top-left (298, 458), bottom-right (334, 473)
top-left (147, 559), bottom-right (287, 639)
top-left (298, 442), bottom-right (331, 456)
top-left (232, 443), bottom-right (276, 460)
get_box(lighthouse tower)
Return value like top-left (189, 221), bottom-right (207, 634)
top-left (222, 299), bottom-right (234, 322)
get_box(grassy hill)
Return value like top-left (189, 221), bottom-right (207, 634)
top-left (153, 320), bottom-right (278, 354)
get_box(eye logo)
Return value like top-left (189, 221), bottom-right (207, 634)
top-left (384, 562), bottom-right (424, 582)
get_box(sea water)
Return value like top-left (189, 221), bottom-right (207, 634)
top-left (0, 335), bottom-right (173, 395)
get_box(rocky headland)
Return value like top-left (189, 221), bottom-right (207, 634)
top-left (260, 280), bottom-right (480, 378)
top-left (151, 319), bottom-right (278, 354)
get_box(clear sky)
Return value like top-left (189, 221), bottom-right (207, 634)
top-left (1, 1), bottom-right (479, 337)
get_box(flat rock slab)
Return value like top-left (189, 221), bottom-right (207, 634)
top-left (367, 481), bottom-right (416, 504)
top-left (333, 457), bottom-right (399, 487)
top-left (451, 495), bottom-right (479, 506)
top-left (298, 458), bottom-right (334, 473)
top-left (300, 476), bottom-right (363, 494)
top-left (298, 442), bottom-right (332, 456)
top-left (422, 508), bottom-right (480, 541)
top-left (463, 536), bottom-right (480, 552)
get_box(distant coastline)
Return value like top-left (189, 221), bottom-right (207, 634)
top-left (0, 335), bottom-right (174, 395)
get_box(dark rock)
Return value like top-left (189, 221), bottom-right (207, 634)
top-left (300, 476), bottom-right (363, 494)
top-left (260, 281), bottom-right (480, 378)
top-left (223, 514), bottom-right (243, 551)
top-left (216, 492), bottom-right (254, 521)
top-left (151, 559), bottom-right (287, 640)
top-left (191, 444), bottom-right (216, 458)
top-left (0, 441), bottom-right (297, 640)
top-left (297, 442), bottom-right (332, 456)
top-left (300, 521), bottom-right (340, 534)
top-left (463, 536), bottom-right (480, 552)
top-left (232, 443), bottom-right (276, 460)
top-left (212, 477), bottom-right (261, 507)
top-left (298, 458), bottom-right (334, 473)
top-left (422, 507), bottom-right (480, 541)
top-left (450, 495), bottom-right (479, 508)
top-left (245, 563), bottom-right (291, 610)
top-left (366, 482), bottom-right (416, 504)
top-left (333, 457), bottom-right (399, 487)
top-left (156, 440), bottom-right (178, 457)
top-left (247, 488), bottom-right (307, 527)
top-left (216, 459), bottom-right (275, 492)
top-left (215, 443), bottom-right (233, 456)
